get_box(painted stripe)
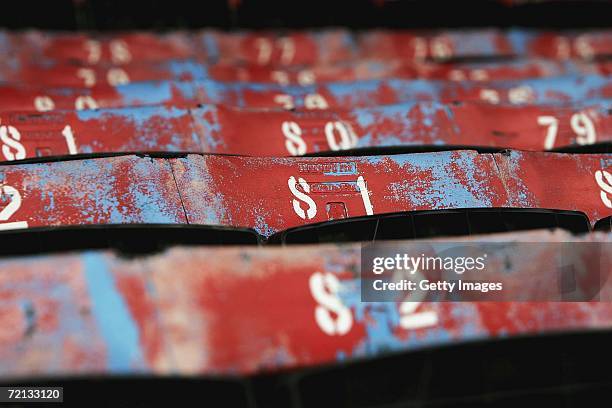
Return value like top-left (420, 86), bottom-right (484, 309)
top-left (83, 253), bottom-right (144, 372)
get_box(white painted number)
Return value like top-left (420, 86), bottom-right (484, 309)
top-left (398, 270), bottom-right (438, 329)
top-left (255, 37), bottom-right (295, 65)
top-left (278, 37), bottom-right (295, 65)
top-left (1, 124), bottom-right (78, 159)
top-left (282, 121), bottom-right (357, 155)
top-left (271, 70), bottom-right (315, 86)
top-left (282, 121), bottom-right (306, 156)
top-left (538, 112), bottom-right (596, 150)
top-left (508, 86), bottom-right (534, 104)
top-left (356, 176), bottom-right (374, 215)
top-left (110, 40), bottom-right (132, 64)
top-left (271, 70), bottom-right (290, 86)
top-left (431, 37), bottom-right (452, 59)
top-left (274, 93), bottom-right (329, 110)
top-left (85, 39), bottom-right (131, 64)
top-left (325, 121), bottom-right (358, 151)
top-left (309, 268), bottom-right (438, 336)
top-left (0, 185), bottom-right (28, 231)
top-left (537, 116), bottom-right (559, 150)
top-left (575, 35), bottom-right (594, 59)
top-left (34, 96), bottom-right (55, 112)
top-left (595, 170), bottom-right (612, 208)
top-left (309, 272), bottom-right (353, 336)
top-left (304, 94), bottom-right (329, 110)
top-left (85, 40), bottom-right (102, 64)
top-left (288, 176), bottom-right (317, 220)
top-left (61, 125), bottom-right (78, 155)
top-left (399, 301), bottom-right (439, 330)
top-left (255, 38), bottom-right (273, 65)
top-left (77, 68), bottom-right (96, 87)
top-left (75, 96), bottom-right (99, 111)
top-left (571, 112), bottom-right (597, 146)
top-left (288, 175), bottom-right (373, 218)
top-left (274, 94), bottom-right (295, 110)
top-left (107, 68), bottom-right (130, 86)
top-left (0, 125), bottom-right (26, 161)
top-left (297, 70), bottom-right (315, 85)
top-left (479, 89), bottom-right (500, 104)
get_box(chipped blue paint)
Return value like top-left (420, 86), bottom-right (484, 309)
top-left (507, 29), bottom-right (531, 56)
top-left (198, 79), bottom-right (223, 105)
top-left (353, 102), bottom-right (449, 147)
top-left (129, 158), bottom-right (183, 223)
top-left (353, 107), bottom-right (377, 129)
top-left (384, 151), bottom-right (496, 208)
top-left (337, 279), bottom-right (483, 359)
top-left (83, 252), bottom-right (144, 372)
top-left (328, 80), bottom-right (383, 101)
top-left (77, 106), bottom-right (197, 152)
top-left (114, 81), bottom-right (173, 106)
top-left (20, 300), bottom-right (36, 334)
top-left (129, 74), bottom-right (612, 109)
top-left (174, 156), bottom-right (231, 225)
top-left (389, 79), bottom-right (439, 101)
top-left (199, 32), bottom-right (220, 62)
top-left (494, 150), bottom-right (534, 205)
top-left (368, 61), bottom-right (394, 75)
top-left (522, 75), bottom-right (611, 102)
top-left (449, 30), bottom-right (499, 57)
top-left (167, 60), bottom-right (208, 80)
top-left (76, 105), bottom-right (187, 127)
top-left (191, 105), bottom-right (226, 150)
top-left (599, 157), bottom-right (612, 169)
top-left (18, 157), bottom-right (183, 225)
top-left (43, 190), bottom-right (55, 212)
top-left (253, 211), bottom-right (275, 236)
top-left (0, 32), bottom-right (11, 54)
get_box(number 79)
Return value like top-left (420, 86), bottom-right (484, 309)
top-left (537, 112), bottom-right (596, 150)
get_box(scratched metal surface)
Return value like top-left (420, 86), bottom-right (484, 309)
top-left (0, 75), bottom-right (609, 112)
top-left (172, 151), bottom-right (612, 235)
top-left (195, 29), bottom-right (612, 63)
top-left (0, 229), bottom-right (609, 379)
top-left (1, 58), bottom-right (610, 87)
top-left (0, 106), bottom-right (202, 159)
top-left (0, 81), bottom-right (198, 112)
top-left (0, 101), bottom-right (609, 162)
top-left (0, 151), bottom-right (609, 235)
top-left (0, 155), bottom-right (185, 230)
top-left (2, 29), bottom-right (610, 67)
top-left (358, 29), bottom-right (612, 60)
top-left (193, 101), bottom-right (612, 155)
top-left (0, 25), bottom-right (609, 386)
top-left (225, 58), bottom-right (612, 83)
top-left (5, 31), bottom-right (195, 65)
top-left (0, 60), bottom-right (208, 88)
top-left (194, 75), bottom-right (612, 109)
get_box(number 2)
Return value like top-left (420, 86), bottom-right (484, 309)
top-left (0, 185), bottom-right (28, 231)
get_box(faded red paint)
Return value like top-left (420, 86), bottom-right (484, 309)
top-left (114, 272), bottom-right (165, 368)
top-left (10, 31), bottom-right (194, 64)
top-left (0, 151), bottom-right (608, 235)
top-left (0, 230), bottom-right (609, 378)
top-left (0, 102), bottom-right (608, 162)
